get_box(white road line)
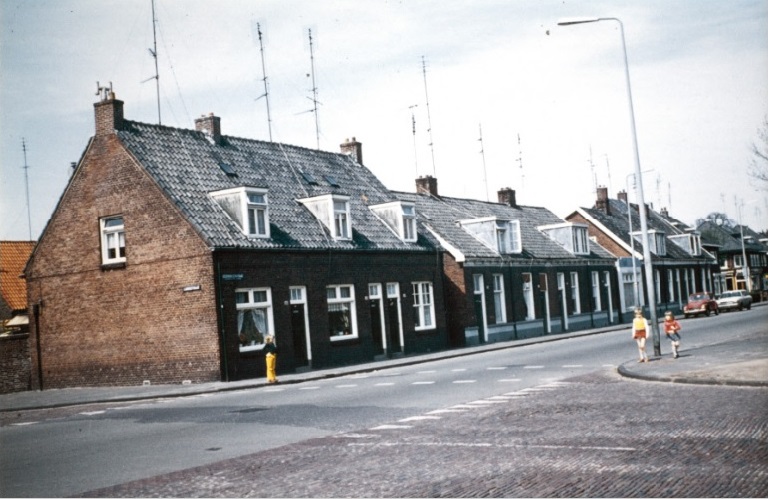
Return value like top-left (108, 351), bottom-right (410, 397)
top-left (523, 365), bottom-right (545, 369)
top-left (299, 386), bottom-right (321, 390)
top-left (11, 422), bottom-right (38, 426)
top-left (452, 380), bottom-right (477, 384)
top-left (370, 424), bottom-right (412, 430)
top-left (417, 370), bottom-right (437, 374)
top-left (79, 411), bottom-right (106, 416)
top-left (412, 381), bottom-right (435, 385)
top-left (263, 388), bottom-right (285, 392)
top-left (450, 404), bottom-right (486, 409)
top-left (451, 368), bottom-right (467, 372)
top-left (487, 366), bottom-right (507, 370)
top-left (562, 364), bottom-right (583, 368)
top-left (335, 384), bottom-right (358, 388)
top-left (399, 416), bottom-right (442, 422)
top-left (427, 409), bottom-right (467, 414)
top-left (375, 382), bottom-right (396, 386)
top-left (497, 378), bottom-right (522, 382)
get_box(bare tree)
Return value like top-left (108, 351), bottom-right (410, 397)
top-left (748, 114), bottom-right (768, 190)
top-left (696, 212), bottom-right (736, 229)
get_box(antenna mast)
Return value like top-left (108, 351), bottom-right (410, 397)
top-left (409, 104), bottom-right (419, 175)
top-left (604, 154), bottom-right (613, 195)
top-left (256, 23), bottom-right (273, 141)
top-left (22, 138), bottom-right (32, 240)
top-left (478, 124), bottom-right (489, 201)
top-left (421, 56), bottom-right (436, 176)
top-left (588, 145), bottom-right (597, 196)
top-left (149, 0), bottom-right (161, 123)
top-left (515, 133), bottom-right (524, 189)
top-left (308, 29), bottom-right (320, 149)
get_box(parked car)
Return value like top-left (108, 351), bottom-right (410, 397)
top-left (716, 290), bottom-right (753, 312)
top-left (683, 292), bottom-right (719, 318)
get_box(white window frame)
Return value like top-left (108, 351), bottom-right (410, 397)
top-left (235, 287), bottom-right (275, 352)
top-left (369, 201), bottom-right (417, 242)
top-left (591, 271), bottom-right (602, 312)
top-left (505, 220), bottom-right (522, 253)
top-left (246, 191), bottom-right (269, 237)
top-left (522, 273), bottom-right (535, 320)
top-left (603, 270), bottom-right (614, 323)
top-left (289, 286), bottom-right (312, 362)
top-left (100, 216), bottom-right (126, 264)
top-left (572, 226), bottom-right (590, 255)
top-left (667, 269), bottom-right (675, 303)
top-left (459, 217), bottom-right (522, 254)
top-left (402, 204), bottom-right (417, 242)
top-left (298, 194), bottom-right (352, 241)
top-left (412, 281), bottom-right (436, 330)
top-left (333, 199), bottom-right (351, 239)
top-left (492, 274), bottom-right (506, 324)
top-left (210, 187), bottom-right (270, 238)
top-left (655, 269), bottom-right (662, 304)
top-left (327, 284), bottom-right (358, 340)
top-left (570, 272), bottom-right (581, 314)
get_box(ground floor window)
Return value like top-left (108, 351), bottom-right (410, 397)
top-left (327, 285), bottom-right (357, 339)
top-left (522, 273), bottom-right (535, 320)
top-left (412, 281), bottom-right (435, 330)
top-left (493, 274), bottom-right (506, 323)
top-left (591, 272), bottom-right (602, 311)
top-left (236, 287), bottom-right (274, 351)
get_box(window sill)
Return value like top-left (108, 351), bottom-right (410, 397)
top-left (101, 262), bottom-right (126, 271)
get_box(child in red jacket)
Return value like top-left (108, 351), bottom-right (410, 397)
top-left (664, 311), bottom-right (682, 359)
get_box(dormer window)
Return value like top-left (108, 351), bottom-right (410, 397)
top-left (669, 232), bottom-right (701, 256)
top-left (299, 194), bottom-right (352, 240)
top-left (460, 217), bottom-right (521, 254)
top-left (210, 187), bottom-right (270, 238)
top-left (538, 222), bottom-right (590, 255)
top-left (370, 201), bottom-right (418, 242)
top-left (631, 230), bottom-right (667, 256)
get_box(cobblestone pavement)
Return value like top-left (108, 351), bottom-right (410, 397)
top-left (76, 369), bottom-right (768, 498)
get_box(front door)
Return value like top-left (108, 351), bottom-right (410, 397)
top-left (369, 283), bottom-right (386, 355)
top-left (290, 304), bottom-right (308, 368)
top-left (385, 282), bottom-right (402, 355)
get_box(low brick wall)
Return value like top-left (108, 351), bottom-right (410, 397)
top-left (0, 333), bottom-right (31, 393)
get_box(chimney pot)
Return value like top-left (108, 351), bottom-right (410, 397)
top-left (617, 190), bottom-right (628, 203)
top-left (94, 92), bottom-right (124, 136)
top-left (340, 137), bottom-right (363, 165)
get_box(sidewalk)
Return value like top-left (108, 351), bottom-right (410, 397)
top-left (2, 318), bottom-right (766, 413)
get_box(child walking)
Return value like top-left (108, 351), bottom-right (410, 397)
top-left (263, 335), bottom-right (278, 383)
top-left (632, 308), bottom-right (650, 363)
top-left (664, 311), bottom-right (682, 359)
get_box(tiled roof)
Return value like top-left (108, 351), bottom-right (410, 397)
top-left (580, 199), bottom-right (712, 261)
top-left (117, 121), bottom-right (435, 252)
top-left (698, 220), bottom-right (765, 253)
top-left (395, 191), bottom-right (613, 262)
top-left (0, 241), bottom-right (35, 312)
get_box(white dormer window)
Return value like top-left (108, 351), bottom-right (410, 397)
top-left (631, 230), bottom-right (667, 256)
top-left (538, 222), bottom-right (590, 255)
top-left (460, 217), bottom-right (521, 254)
top-left (669, 232), bottom-right (701, 256)
top-left (210, 187), bottom-right (270, 238)
top-left (298, 194), bottom-right (352, 240)
top-left (370, 201), bottom-right (418, 242)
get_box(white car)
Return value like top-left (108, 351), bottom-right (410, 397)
top-left (716, 290), bottom-right (753, 312)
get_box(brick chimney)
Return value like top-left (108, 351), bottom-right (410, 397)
top-left (617, 190), bottom-right (628, 204)
top-left (195, 113), bottom-right (221, 145)
top-left (660, 207), bottom-right (669, 218)
top-left (340, 137), bottom-right (363, 166)
top-left (595, 186), bottom-right (610, 215)
top-left (416, 175), bottom-right (439, 197)
top-left (94, 90), bottom-right (124, 136)
top-left (497, 187), bottom-right (517, 207)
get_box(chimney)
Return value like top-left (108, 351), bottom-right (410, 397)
top-left (340, 137), bottom-right (363, 165)
top-left (195, 113), bottom-right (221, 145)
top-left (595, 186), bottom-right (610, 215)
top-left (617, 190), bottom-right (628, 204)
top-left (497, 187), bottom-right (517, 207)
top-left (416, 175), bottom-right (439, 197)
top-left (660, 207), bottom-right (669, 218)
top-left (94, 90), bottom-right (124, 136)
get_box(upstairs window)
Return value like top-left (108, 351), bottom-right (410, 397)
top-left (210, 187), bottom-right (270, 238)
top-left (538, 222), bottom-right (590, 255)
top-left (631, 230), bottom-right (667, 256)
top-left (669, 233), bottom-right (701, 256)
top-left (100, 216), bottom-right (126, 265)
top-left (460, 217), bottom-right (521, 254)
top-left (299, 194), bottom-right (352, 241)
top-left (370, 201), bottom-right (418, 242)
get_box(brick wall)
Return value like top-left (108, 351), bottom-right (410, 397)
top-left (0, 334), bottom-right (30, 393)
top-left (567, 212), bottom-right (628, 257)
top-left (26, 134), bottom-right (220, 389)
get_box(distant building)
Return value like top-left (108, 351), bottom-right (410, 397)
top-left (1, 240), bottom-right (35, 393)
top-left (25, 93), bottom-right (449, 389)
top-left (566, 187), bottom-right (720, 315)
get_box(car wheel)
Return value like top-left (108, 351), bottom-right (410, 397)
top-left (705, 308), bottom-right (711, 317)
top-left (738, 303), bottom-right (743, 311)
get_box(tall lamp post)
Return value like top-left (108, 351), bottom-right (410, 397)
top-left (558, 16), bottom-right (661, 356)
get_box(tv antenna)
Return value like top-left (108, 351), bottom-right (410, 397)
top-left (141, 0), bottom-right (162, 124)
top-left (478, 124), bottom-right (489, 201)
top-left (307, 29), bottom-right (320, 149)
top-left (254, 22), bottom-right (273, 141)
top-left (421, 56), bottom-right (436, 176)
top-left (604, 154), bottom-right (613, 195)
top-left (409, 104), bottom-right (419, 175)
top-left (515, 133), bottom-right (524, 189)
top-left (22, 138), bottom-right (32, 240)
top-left (588, 145), bottom-right (597, 197)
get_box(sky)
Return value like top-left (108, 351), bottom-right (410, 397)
top-left (1, 0), bottom-right (767, 241)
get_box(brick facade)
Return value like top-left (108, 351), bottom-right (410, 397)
top-left (0, 334), bottom-right (30, 393)
top-left (26, 133), bottom-right (220, 389)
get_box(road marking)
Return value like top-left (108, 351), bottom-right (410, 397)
top-left (79, 411), bottom-right (106, 416)
top-left (451, 368), bottom-right (467, 372)
top-left (523, 365), bottom-right (545, 369)
top-left (299, 386), bottom-right (321, 390)
top-left (452, 380), bottom-right (477, 384)
top-left (375, 382), bottom-right (396, 386)
top-left (497, 378), bottom-right (522, 382)
top-left (417, 370), bottom-right (437, 374)
top-left (487, 366), bottom-right (507, 370)
top-left (335, 384), bottom-right (358, 388)
top-left (11, 422), bottom-right (38, 426)
top-left (399, 416), bottom-right (442, 422)
top-left (263, 388), bottom-right (285, 392)
top-left (426, 409), bottom-right (467, 414)
top-left (412, 381), bottom-right (435, 385)
top-left (370, 424), bottom-right (412, 430)
top-left (562, 364), bottom-right (583, 368)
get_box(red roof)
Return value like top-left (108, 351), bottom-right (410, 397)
top-left (0, 241), bottom-right (35, 312)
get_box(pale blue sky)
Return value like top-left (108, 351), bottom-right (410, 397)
top-left (2, 0), bottom-right (767, 240)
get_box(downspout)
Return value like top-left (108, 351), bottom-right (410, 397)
top-left (216, 258), bottom-right (229, 382)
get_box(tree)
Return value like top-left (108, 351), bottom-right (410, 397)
top-left (696, 212), bottom-right (735, 229)
top-left (748, 114), bottom-right (768, 190)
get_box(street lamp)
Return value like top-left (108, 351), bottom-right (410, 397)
top-left (558, 16), bottom-right (661, 356)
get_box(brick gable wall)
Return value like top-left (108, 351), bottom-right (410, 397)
top-left (567, 212), bottom-right (629, 258)
top-left (26, 134), bottom-right (220, 389)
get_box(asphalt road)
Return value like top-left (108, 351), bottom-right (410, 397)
top-left (1, 307), bottom-right (766, 497)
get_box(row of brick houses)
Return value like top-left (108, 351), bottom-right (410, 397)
top-left (14, 92), bottom-right (758, 390)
